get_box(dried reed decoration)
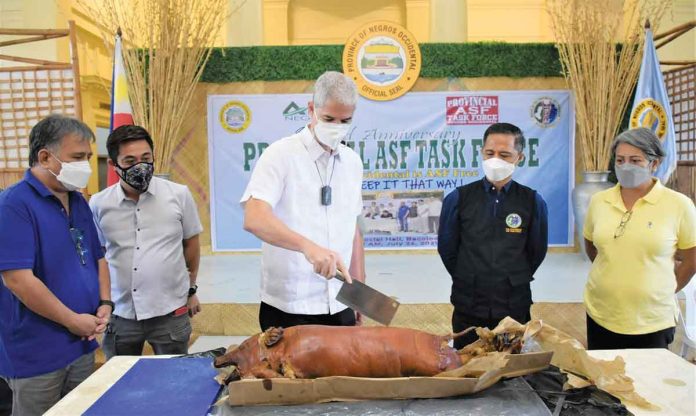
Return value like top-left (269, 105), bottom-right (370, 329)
top-left (546, 0), bottom-right (671, 172)
top-left (79, 0), bottom-right (227, 174)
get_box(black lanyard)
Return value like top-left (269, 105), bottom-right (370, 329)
top-left (314, 156), bottom-right (337, 206)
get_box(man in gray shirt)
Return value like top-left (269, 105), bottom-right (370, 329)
top-left (90, 125), bottom-right (203, 358)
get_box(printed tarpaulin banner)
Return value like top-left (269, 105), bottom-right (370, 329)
top-left (208, 91), bottom-right (574, 251)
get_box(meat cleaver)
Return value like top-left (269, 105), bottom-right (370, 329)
top-left (334, 272), bottom-right (400, 326)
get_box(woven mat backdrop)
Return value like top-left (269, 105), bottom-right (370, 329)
top-left (93, 302), bottom-right (589, 365)
top-left (93, 300), bottom-right (694, 365)
top-left (185, 301), bottom-right (691, 359)
top-left (187, 302), bottom-right (589, 347)
top-left (170, 77), bottom-right (570, 253)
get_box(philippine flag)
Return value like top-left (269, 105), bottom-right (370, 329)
top-left (108, 29), bottom-right (134, 186)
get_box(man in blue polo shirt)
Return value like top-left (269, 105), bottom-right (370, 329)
top-left (0, 115), bottom-right (111, 415)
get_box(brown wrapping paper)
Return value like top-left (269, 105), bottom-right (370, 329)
top-left (519, 318), bottom-right (658, 410)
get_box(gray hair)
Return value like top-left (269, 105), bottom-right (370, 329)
top-left (611, 127), bottom-right (665, 162)
top-left (313, 71), bottom-right (358, 109)
top-left (29, 114), bottom-right (95, 166)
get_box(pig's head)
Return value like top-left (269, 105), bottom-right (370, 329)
top-left (213, 327), bottom-right (285, 382)
top-left (214, 335), bottom-right (260, 368)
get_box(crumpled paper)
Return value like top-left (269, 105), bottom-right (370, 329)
top-left (506, 317), bottom-right (658, 410)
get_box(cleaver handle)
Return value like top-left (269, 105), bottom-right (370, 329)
top-left (334, 270), bottom-right (350, 283)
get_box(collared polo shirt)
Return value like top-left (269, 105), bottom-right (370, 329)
top-left (240, 126), bottom-right (363, 315)
top-left (89, 177), bottom-right (203, 320)
top-left (0, 170), bottom-right (101, 378)
top-left (583, 180), bottom-right (696, 334)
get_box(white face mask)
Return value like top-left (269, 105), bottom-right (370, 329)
top-left (313, 115), bottom-right (351, 150)
top-left (49, 154), bottom-right (92, 191)
top-left (615, 163), bottom-right (653, 189)
top-left (482, 157), bottom-right (516, 182)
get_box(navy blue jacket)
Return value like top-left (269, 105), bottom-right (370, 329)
top-left (438, 178), bottom-right (548, 318)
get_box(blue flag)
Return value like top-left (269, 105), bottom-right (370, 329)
top-left (629, 28), bottom-right (677, 183)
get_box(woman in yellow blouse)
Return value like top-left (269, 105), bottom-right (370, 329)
top-left (584, 128), bottom-right (696, 349)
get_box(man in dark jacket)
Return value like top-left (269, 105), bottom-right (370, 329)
top-left (438, 123), bottom-right (548, 349)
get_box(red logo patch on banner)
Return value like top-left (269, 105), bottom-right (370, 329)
top-left (445, 96), bottom-right (499, 125)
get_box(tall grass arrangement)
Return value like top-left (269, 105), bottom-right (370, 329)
top-left (80, 0), bottom-right (227, 174)
top-left (546, 0), bottom-right (671, 172)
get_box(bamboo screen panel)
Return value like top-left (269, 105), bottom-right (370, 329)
top-left (0, 68), bottom-right (77, 170)
top-left (664, 64), bottom-right (696, 162)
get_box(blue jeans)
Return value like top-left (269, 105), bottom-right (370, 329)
top-left (2, 351), bottom-right (94, 416)
top-left (399, 217), bottom-right (408, 231)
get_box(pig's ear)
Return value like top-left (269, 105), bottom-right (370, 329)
top-left (263, 327), bottom-right (284, 347)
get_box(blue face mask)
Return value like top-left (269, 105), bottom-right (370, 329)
top-left (615, 163), bottom-right (653, 188)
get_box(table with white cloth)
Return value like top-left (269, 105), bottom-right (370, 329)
top-left (45, 345), bottom-right (695, 416)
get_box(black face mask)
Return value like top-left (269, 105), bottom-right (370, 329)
top-left (117, 162), bottom-right (154, 192)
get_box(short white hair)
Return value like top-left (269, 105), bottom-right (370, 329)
top-left (313, 71), bottom-right (358, 109)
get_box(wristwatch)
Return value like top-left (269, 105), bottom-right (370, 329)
top-left (188, 284), bottom-right (198, 298)
top-left (98, 299), bottom-right (115, 310)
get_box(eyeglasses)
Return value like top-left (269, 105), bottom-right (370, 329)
top-left (614, 210), bottom-right (633, 239)
top-left (70, 227), bottom-right (87, 265)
